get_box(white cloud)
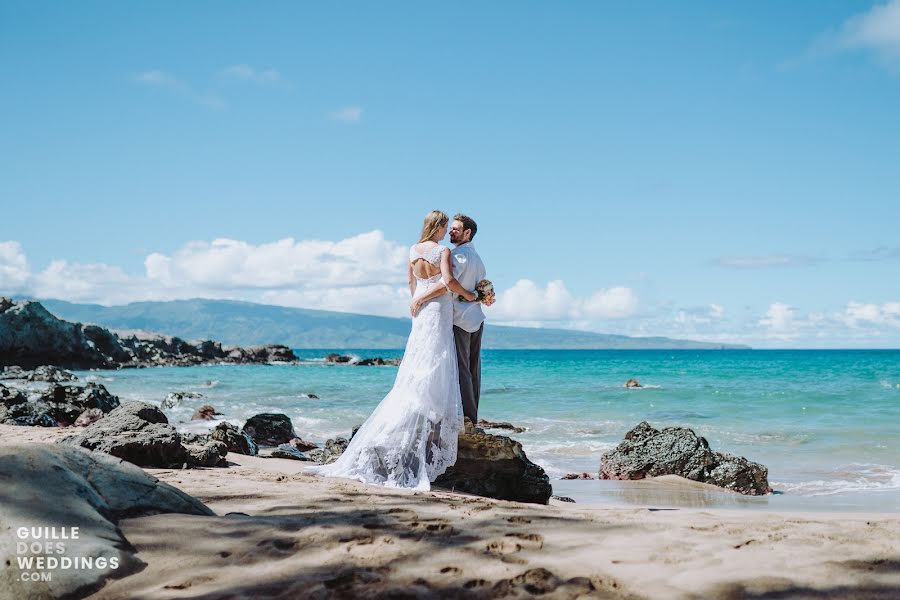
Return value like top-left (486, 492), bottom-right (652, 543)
top-left (144, 231), bottom-right (408, 290)
top-left (0, 241), bottom-right (30, 291)
top-left (4, 235), bottom-right (900, 348)
top-left (1, 232), bottom-right (410, 309)
top-left (759, 302), bottom-right (799, 339)
top-left (30, 260), bottom-right (136, 304)
top-left (584, 287), bottom-right (640, 319)
top-left (794, 1), bottom-right (900, 72)
top-left (488, 279), bottom-right (638, 323)
top-left (328, 106), bottom-right (363, 122)
top-left (220, 64), bottom-right (281, 83)
top-left (840, 301), bottom-right (900, 328)
top-left (837, 0), bottom-right (900, 64)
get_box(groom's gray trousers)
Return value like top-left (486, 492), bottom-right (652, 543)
top-left (454, 322), bottom-right (484, 423)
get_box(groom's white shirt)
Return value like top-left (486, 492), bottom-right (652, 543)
top-left (451, 242), bottom-right (486, 333)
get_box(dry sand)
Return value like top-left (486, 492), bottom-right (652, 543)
top-left (3, 424), bottom-right (898, 599)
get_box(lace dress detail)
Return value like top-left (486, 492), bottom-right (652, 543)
top-left (305, 244), bottom-right (463, 490)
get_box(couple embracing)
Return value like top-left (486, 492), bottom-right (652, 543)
top-left (307, 211), bottom-right (494, 490)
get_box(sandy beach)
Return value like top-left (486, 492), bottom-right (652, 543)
top-left (3, 425), bottom-right (898, 599)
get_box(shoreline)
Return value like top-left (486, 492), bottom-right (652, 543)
top-left (3, 425), bottom-right (899, 599)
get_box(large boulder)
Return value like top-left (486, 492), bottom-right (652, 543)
top-left (59, 401), bottom-right (188, 468)
top-left (38, 382), bottom-right (120, 426)
top-left (0, 444), bottom-right (213, 599)
top-left (0, 299), bottom-right (120, 369)
top-left (0, 383), bottom-right (27, 408)
top-left (243, 413), bottom-right (296, 447)
top-left (0, 384), bottom-right (57, 426)
top-left (599, 421), bottom-right (770, 495)
top-left (210, 422), bottom-right (258, 456)
top-left (222, 344), bottom-right (297, 364)
top-left (185, 440), bottom-right (229, 467)
top-left (434, 420), bottom-right (552, 505)
top-left (0, 381), bottom-right (118, 428)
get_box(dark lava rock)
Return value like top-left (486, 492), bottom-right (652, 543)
top-left (0, 365), bottom-right (29, 379)
top-left (0, 297), bottom-right (298, 370)
top-left (433, 419), bottom-right (552, 505)
top-left (269, 443), bottom-right (311, 461)
top-left (561, 472), bottom-right (595, 480)
top-left (1, 382), bottom-right (119, 428)
top-left (27, 365), bottom-right (78, 382)
top-left (243, 413), bottom-right (296, 447)
top-left (624, 378), bottom-right (642, 388)
top-left (324, 353), bottom-right (354, 364)
top-left (210, 422), bottom-right (258, 456)
top-left (180, 432), bottom-right (211, 445)
top-left (0, 383), bottom-right (27, 407)
top-left (58, 401), bottom-right (188, 468)
top-left (38, 382), bottom-right (120, 426)
top-left (74, 407), bottom-right (105, 427)
top-left (599, 421), bottom-right (770, 495)
top-left (185, 440), bottom-right (228, 467)
top-left (552, 495), bottom-right (576, 503)
top-left (290, 436), bottom-right (319, 452)
top-left (355, 357), bottom-right (402, 366)
top-left (307, 437), bottom-right (349, 464)
top-left (477, 419), bottom-right (526, 433)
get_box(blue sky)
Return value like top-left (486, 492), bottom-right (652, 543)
top-left (2, 1), bottom-right (899, 347)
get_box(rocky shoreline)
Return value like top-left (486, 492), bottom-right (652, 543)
top-left (0, 297), bottom-right (297, 370)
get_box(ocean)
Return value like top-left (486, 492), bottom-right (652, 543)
top-left (75, 349), bottom-right (900, 512)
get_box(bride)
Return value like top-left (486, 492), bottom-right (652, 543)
top-left (305, 210), bottom-right (477, 490)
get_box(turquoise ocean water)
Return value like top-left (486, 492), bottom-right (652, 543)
top-left (74, 349), bottom-right (900, 511)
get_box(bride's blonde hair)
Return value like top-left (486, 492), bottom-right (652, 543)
top-left (418, 210), bottom-right (449, 243)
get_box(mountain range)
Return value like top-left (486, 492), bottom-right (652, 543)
top-left (25, 298), bottom-right (749, 350)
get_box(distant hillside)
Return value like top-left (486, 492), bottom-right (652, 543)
top-left (30, 298), bottom-right (749, 350)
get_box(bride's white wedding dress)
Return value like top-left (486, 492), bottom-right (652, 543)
top-left (305, 244), bottom-right (463, 490)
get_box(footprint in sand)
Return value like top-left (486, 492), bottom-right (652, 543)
top-left (404, 520), bottom-right (457, 537)
top-left (256, 537), bottom-right (297, 553)
top-left (505, 532), bottom-right (544, 548)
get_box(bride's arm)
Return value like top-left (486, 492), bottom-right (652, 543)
top-left (410, 249), bottom-right (475, 316)
top-left (408, 262), bottom-right (416, 297)
top-left (439, 248), bottom-right (475, 298)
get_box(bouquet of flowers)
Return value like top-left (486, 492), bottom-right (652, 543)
top-left (460, 279), bottom-right (495, 306)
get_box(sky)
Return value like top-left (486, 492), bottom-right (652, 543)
top-left (1, 1), bottom-right (899, 348)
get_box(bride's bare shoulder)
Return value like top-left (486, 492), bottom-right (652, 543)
top-left (412, 241), bottom-right (439, 252)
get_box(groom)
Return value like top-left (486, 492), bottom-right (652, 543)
top-left (449, 214), bottom-right (486, 424)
